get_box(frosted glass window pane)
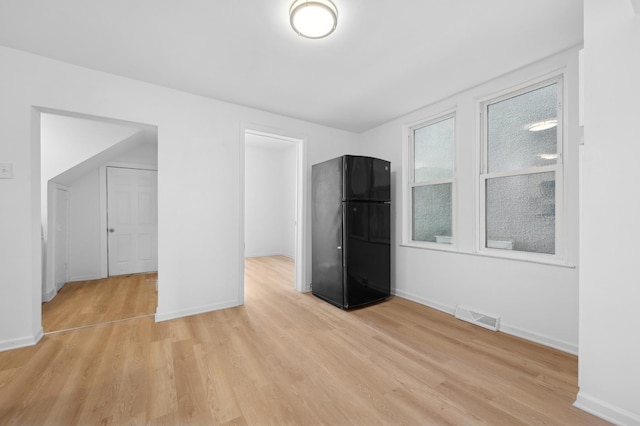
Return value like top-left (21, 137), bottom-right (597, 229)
top-left (412, 183), bottom-right (452, 243)
top-left (486, 172), bottom-right (555, 254)
top-left (488, 84), bottom-right (558, 173)
top-left (414, 117), bottom-right (454, 182)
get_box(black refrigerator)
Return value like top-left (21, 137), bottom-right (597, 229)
top-left (311, 155), bottom-right (391, 309)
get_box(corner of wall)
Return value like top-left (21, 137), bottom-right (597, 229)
top-left (0, 327), bottom-right (44, 353)
top-left (154, 299), bottom-right (240, 323)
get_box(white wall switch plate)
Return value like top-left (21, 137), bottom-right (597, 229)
top-left (0, 163), bottom-right (14, 179)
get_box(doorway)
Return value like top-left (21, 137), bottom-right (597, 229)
top-left (39, 109), bottom-right (159, 332)
top-left (242, 128), bottom-right (305, 302)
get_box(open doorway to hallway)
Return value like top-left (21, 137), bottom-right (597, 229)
top-left (39, 110), bottom-right (159, 333)
top-left (243, 129), bottom-right (304, 302)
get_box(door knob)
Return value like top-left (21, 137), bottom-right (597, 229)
top-left (108, 228), bottom-right (115, 233)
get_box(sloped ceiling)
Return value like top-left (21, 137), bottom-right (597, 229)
top-left (41, 113), bottom-right (157, 185)
top-left (0, 1), bottom-right (583, 132)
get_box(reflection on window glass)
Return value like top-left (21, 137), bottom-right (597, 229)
top-left (488, 84), bottom-right (557, 173)
top-left (412, 183), bottom-right (452, 243)
top-left (486, 172), bottom-right (555, 254)
top-left (414, 117), bottom-right (455, 182)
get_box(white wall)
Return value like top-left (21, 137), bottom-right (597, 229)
top-left (0, 45), bottom-right (359, 350)
top-left (359, 47), bottom-right (581, 354)
top-left (245, 142), bottom-right (296, 259)
top-left (577, 1), bottom-right (640, 424)
top-left (68, 168), bottom-right (101, 282)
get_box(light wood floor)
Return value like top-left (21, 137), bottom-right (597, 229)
top-left (1, 256), bottom-right (607, 425)
top-left (42, 273), bottom-right (158, 332)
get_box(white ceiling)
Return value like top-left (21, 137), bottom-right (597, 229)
top-left (0, 1), bottom-right (583, 133)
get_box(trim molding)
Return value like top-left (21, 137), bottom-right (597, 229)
top-left (393, 289), bottom-right (577, 355)
top-left (499, 323), bottom-right (577, 355)
top-left (245, 252), bottom-right (294, 259)
top-left (575, 391), bottom-right (640, 426)
top-left (393, 289), bottom-right (455, 315)
top-left (68, 274), bottom-right (102, 283)
top-left (155, 300), bottom-right (239, 323)
top-left (42, 287), bottom-right (57, 302)
top-left (0, 328), bottom-right (44, 353)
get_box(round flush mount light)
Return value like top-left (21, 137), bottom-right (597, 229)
top-left (527, 119), bottom-right (558, 132)
top-left (290, 0), bottom-right (338, 39)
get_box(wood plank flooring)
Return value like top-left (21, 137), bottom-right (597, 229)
top-left (1, 256), bottom-right (608, 425)
top-left (42, 273), bottom-right (158, 332)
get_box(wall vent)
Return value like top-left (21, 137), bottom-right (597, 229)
top-left (454, 305), bottom-right (500, 331)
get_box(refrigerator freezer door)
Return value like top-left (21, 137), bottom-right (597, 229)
top-left (312, 157), bottom-right (345, 307)
top-left (343, 156), bottom-right (370, 201)
top-left (343, 156), bottom-right (391, 202)
top-left (371, 158), bottom-right (391, 202)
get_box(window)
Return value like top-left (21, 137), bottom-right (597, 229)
top-left (409, 114), bottom-right (455, 245)
top-left (480, 78), bottom-right (562, 256)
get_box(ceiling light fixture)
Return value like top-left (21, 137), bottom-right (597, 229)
top-left (527, 119), bottom-right (558, 132)
top-left (290, 0), bottom-right (338, 39)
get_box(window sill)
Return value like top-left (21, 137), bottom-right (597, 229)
top-left (399, 242), bottom-right (576, 269)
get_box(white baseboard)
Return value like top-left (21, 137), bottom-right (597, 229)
top-left (0, 327), bottom-right (44, 353)
top-left (42, 287), bottom-right (57, 302)
top-left (575, 391), bottom-right (640, 426)
top-left (245, 252), bottom-right (294, 260)
top-left (393, 288), bottom-right (456, 315)
top-left (393, 288), bottom-right (577, 355)
top-left (500, 323), bottom-right (577, 355)
top-left (68, 274), bottom-right (102, 282)
top-left (155, 299), bottom-right (240, 323)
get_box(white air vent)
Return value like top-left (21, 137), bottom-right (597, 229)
top-left (454, 305), bottom-right (500, 331)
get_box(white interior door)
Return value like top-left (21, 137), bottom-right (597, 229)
top-left (54, 187), bottom-right (69, 290)
top-left (107, 167), bottom-right (158, 276)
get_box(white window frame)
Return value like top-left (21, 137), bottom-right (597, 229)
top-left (404, 111), bottom-right (457, 249)
top-left (478, 75), bottom-right (565, 262)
